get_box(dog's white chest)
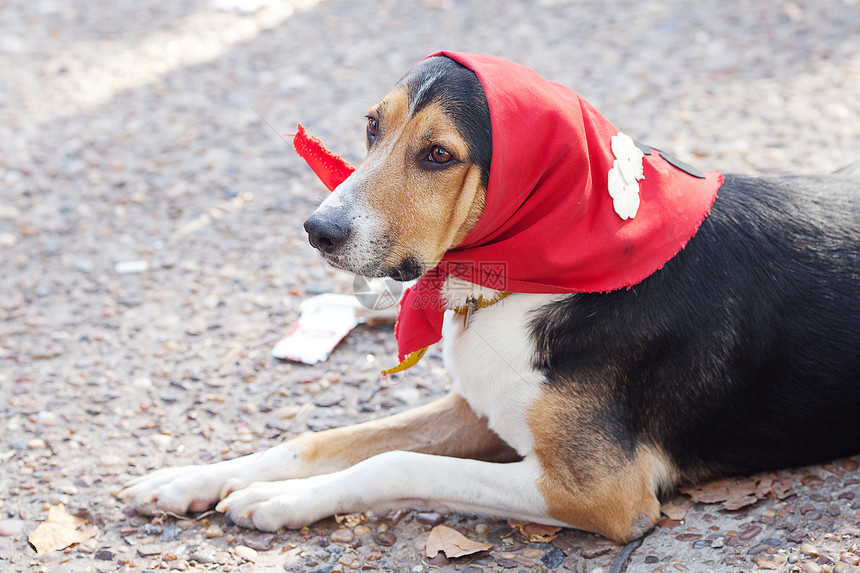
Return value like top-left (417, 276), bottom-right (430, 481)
top-left (441, 290), bottom-right (557, 456)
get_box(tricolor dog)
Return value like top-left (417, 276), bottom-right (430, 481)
top-left (122, 52), bottom-right (860, 543)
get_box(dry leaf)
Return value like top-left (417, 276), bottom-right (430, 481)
top-left (680, 473), bottom-right (794, 510)
top-left (29, 505), bottom-right (98, 554)
top-left (660, 499), bottom-right (693, 520)
top-left (426, 524), bottom-right (491, 558)
top-left (521, 523), bottom-right (562, 542)
top-left (772, 479), bottom-right (794, 500)
top-left (334, 513), bottom-right (363, 528)
top-left (754, 473), bottom-right (776, 499)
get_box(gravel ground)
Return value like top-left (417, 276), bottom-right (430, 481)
top-left (1, 1), bottom-right (859, 572)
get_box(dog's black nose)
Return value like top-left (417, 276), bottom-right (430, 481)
top-left (303, 215), bottom-right (350, 254)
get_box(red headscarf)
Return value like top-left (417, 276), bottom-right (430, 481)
top-left (294, 52), bottom-right (723, 365)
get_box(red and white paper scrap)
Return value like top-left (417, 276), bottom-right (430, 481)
top-left (272, 294), bottom-right (396, 364)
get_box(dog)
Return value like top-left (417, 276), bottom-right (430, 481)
top-left (121, 52), bottom-right (860, 543)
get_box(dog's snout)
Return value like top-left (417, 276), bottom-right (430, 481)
top-left (303, 215), bottom-right (351, 254)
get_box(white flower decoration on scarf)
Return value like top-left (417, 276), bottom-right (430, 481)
top-left (607, 132), bottom-right (645, 220)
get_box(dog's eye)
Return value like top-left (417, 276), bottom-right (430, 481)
top-left (366, 117), bottom-right (378, 139)
top-left (429, 146), bottom-right (452, 164)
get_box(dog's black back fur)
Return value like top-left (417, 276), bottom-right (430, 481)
top-left (531, 174), bottom-right (860, 483)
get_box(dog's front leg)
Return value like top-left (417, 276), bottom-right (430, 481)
top-left (120, 392), bottom-right (516, 516)
top-left (215, 452), bottom-right (561, 531)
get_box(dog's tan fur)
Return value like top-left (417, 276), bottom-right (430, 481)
top-left (528, 390), bottom-right (672, 541)
top-left (296, 392), bottom-right (519, 470)
top-left (361, 88), bottom-right (485, 272)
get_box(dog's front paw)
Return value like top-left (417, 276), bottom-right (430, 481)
top-left (216, 475), bottom-right (339, 531)
top-left (120, 458), bottom-right (257, 516)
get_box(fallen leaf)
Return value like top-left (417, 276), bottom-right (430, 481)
top-left (660, 499), bottom-right (693, 520)
top-left (334, 513), bottom-right (364, 528)
top-left (772, 479), bottom-right (794, 500)
top-left (28, 505), bottom-right (98, 554)
top-left (754, 473), bottom-right (777, 499)
top-left (680, 473), bottom-right (794, 510)
top-left (521, 523), bottom-right (562, 542)
top-left (505, 520), bottom-right (562, 542)
top-left (426, 524), bottom-right (491, 558)
top-left (721, 480), bottom-right (758, 510)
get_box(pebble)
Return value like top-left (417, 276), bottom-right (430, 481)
top-left (474, 523), bottom-right (489, 535)
top-left (372, 530), bottom-right (396, 547)
top-left (338, 555), bottom-right (360, 568)
top-left (801, 475), bottom-right (825, 487)
top-left (522, 547), bottom-right (544, 558)
top-left (35, 410), bottom-right (58, 426)
top-left (151, 434), bottom-right (172, 448)
top-left (94, 549), bottom-right (114, 560)
top-left (26, 438), bottom-right (46, 449)
top-left (711, 536), bottom-right (725, 548)
top-left (0, 519), bottom-right (25, 537)
top-left (802, 563), bottom-right (822, 573)
top-left (802, 543), bottom-right (821, 557)
top-left (330, 528), bottom-right (354, 543)
top-left (137, 544), bottom-right (161, 557)
top-left (739, 525), bottom-right (762, 540)
top-left (675, 533), bottom-right (702, 542)
top-left (283, 555), bottom-right (303, 572)
top-left (645, 556), bottom-right (659, 564)
top-left (353, 525), bottom-right (371, 536)
top-left (842, 553), bottom-right (860, 566)
top-left (234, 545), bottom-right (257, 561)
top-left (76, 538), bottom-right (97, 553)
top-left (115, 260), bottom-right (149, 274)
top-left (496, 558), bottom-right (519, 569)
top-left (541, 547), bottom-right (565, 568)
top-left (189, 547), bottom-right (217, 564)
top-left (415, 512), bottom-right (444, 526)
top-left (748, 543), bottom-right (770, 555)
top-left (762, 537), bottom-right (782, 546)
top-left (243, 533), bottom-right (275, 550)
top-left (100, 453), bottom-right (123, 466)
top-left (161, 524), bottom-right (181, 542)
top-left (205, 524), bottom-right (224, 538)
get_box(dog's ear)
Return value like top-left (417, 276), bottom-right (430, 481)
top-left (291, 123), bottom-right (355, 192)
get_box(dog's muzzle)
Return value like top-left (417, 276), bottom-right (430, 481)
top-left (303, 214), bottom-right (352, 255)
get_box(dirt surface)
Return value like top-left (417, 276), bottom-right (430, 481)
top-left (1, 0), bottom-right (860, 572)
